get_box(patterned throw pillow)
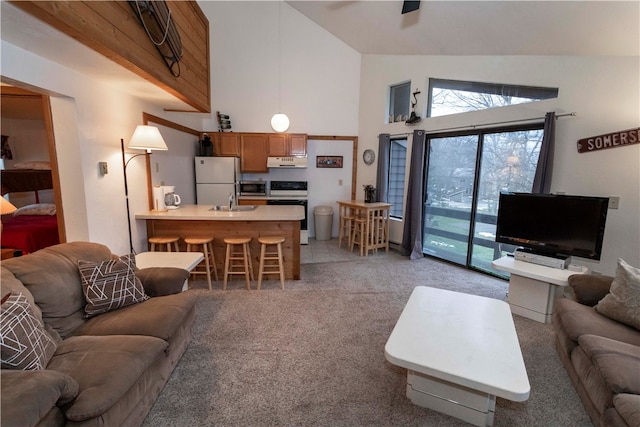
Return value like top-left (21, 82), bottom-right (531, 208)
top-left (78, 254), bottom-right (149, 318)
top-left (596, 259), bottom-right (640, 330)
top-left (1, 291), bottom-right (57, 370)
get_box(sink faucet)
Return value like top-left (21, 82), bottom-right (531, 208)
top-left (229, 193), bottom-right (235, 210)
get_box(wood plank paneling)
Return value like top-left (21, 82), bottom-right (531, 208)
top-left (11, 1), bottom-right (210, 112)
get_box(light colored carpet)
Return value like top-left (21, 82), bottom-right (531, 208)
top-left (142, 249), bottom-right (591, 426)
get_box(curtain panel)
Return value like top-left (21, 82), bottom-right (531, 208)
top-left (401, 130), bottom-right (426, 259)
top-left (532, 112), bottom-right (556, 194)
top-left (376, 134), bottom-right (391, 202)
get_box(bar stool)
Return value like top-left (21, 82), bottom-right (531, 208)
top-left (148, 236), bottom-right (179, 252)
top-left (350, 215), bottom-right (367, 256)
top-left (338, 205), bottom-right (355, 249)
top-left (223, 237), bottom-right (253, 290)
top-left (184, 237), bottom-right (218, 291)
top-left (257, 236), bottom-right (285, 290)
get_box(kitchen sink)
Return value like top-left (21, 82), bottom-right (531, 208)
top-left (209, 205), bottom-right (257, 212)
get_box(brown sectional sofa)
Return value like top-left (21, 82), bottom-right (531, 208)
top-left (1, 242), bottom-right (197, 427)
top-left (553, 274), bottom-right (640, 427)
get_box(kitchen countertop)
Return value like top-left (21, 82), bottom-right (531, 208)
top-left (135, 204), bottom-right (304, 221)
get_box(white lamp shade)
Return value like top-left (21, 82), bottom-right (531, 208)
top-left (127, 125), bottom-right (168, 152)
top-left (270, 113), bottom-right (290, 133)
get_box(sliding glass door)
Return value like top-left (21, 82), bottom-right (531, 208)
top-left (423, 125), bottom-right (544, 276)
top-left (423, 135), bottom-right (478, 265)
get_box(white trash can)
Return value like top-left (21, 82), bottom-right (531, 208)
top-left (314, 206), bottom-right (334, 241)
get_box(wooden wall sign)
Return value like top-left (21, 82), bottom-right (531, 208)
top-left (577, 127), bottom-right (640, 153)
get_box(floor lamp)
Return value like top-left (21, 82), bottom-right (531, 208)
top-left (121, 125), bottom-right (168, 254)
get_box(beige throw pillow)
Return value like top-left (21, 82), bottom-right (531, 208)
top-left (1, 291), bottom-right (57, 370)
top-left (595, 259), bottom-right (640, 330)
top-left (78, 254), bottom-right (149, 318)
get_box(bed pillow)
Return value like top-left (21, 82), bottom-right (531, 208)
top-left (78, 254), bottom-right (149, 318)
top-left (595, 259), bottom-right (640, 330)
top-left (13, 203), bottom-right (56, 216)
top-left (1, 291), bottom-right (57, 370)
top-left (12, 161), bottom-right (51, 170)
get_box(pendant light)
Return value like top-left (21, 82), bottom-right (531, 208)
top-left (271, 0), bottom-right (290, 133)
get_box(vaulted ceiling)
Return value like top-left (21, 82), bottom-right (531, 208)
top-left (2, 0), bottom-right (638, 118)
top-left (287, 1), bottom-right (639, 56)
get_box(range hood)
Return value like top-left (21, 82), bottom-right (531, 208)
top-left (267, 156), bottom-right (308, 168)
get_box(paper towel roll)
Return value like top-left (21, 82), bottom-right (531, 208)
top-left (152, 185), bottom-right (167, 211)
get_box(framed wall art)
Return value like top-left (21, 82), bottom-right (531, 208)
top-left (316, 156), bottom-right (343, 168)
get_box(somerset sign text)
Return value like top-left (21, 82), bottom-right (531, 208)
top-left (577, 127), bottom-right (640, 153)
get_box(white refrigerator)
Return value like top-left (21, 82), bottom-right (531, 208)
top-left (195, 157), bottom-right (239, 205)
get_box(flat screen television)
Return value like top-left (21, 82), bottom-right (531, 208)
top-left (495, 193), bottom-right (609, 260)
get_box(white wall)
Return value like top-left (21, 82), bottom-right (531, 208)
top-left (359, 55), bottom-right (640, 275)
top-left (306, 139), bottom-right (354, 237)
top-left (0, 118), bottom-right (47, 165)
top-left (199, 1), bottom-right (362, 238)
top-left (200, 1), bottom-right (361, 136)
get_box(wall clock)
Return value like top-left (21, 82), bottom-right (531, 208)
top-left (363, 149), bottom-right (376, 165)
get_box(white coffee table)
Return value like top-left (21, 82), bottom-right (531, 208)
top-left (135, 251), bottom-right (204, 292)
top-left (385, 287), bottom-right (530, 427)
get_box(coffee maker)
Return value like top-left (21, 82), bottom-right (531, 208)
top-left (163, 185), bottom-right (181, 209)
top-left (152, 185), bottom-right (182, 211)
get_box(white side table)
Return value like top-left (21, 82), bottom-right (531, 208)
top-left (492, 256), bottom-right (586, 323)
top-left (136, 252), bottom-right (204, 292)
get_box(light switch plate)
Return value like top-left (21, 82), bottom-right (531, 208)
top-left (608, 196), bottom-right (620, 209)
top-left (99, 161), bottom-right (108, 175)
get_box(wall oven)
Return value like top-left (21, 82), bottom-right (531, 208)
top-left (268, 181), bottom-right (308, 245)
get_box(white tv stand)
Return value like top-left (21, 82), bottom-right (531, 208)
top-left (492, 256), bottom-right (586, 323)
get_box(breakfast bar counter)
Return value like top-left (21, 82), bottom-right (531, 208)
top-left (136, 205), bottom-right (304, 280)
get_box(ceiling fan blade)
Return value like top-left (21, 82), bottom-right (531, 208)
top-left (402, 1), bottom-right (420, 14)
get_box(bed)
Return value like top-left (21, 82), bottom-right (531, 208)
top-left (1, 164), bottom-right (59, 254)
top-left (1, 211), bottom-right (59, 254)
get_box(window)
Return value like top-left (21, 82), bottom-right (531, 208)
top-left (387, 138), bottom-right (407, 218)
top-left (428, 79), bottom-right (558, 118)
top-left (389, 82), bottom-right (411, 123)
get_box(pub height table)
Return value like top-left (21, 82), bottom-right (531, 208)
top-left (336, 200), bottom-right (392, 256)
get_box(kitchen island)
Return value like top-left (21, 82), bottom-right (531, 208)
top-left (136, 205), bottom-right (304, 281)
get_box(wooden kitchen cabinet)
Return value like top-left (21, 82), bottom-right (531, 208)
top-left (240, 133), bottom-right (269, 172)
top-left (268, 134), bottom-right (287, 157)
top-left (289, 134), bottom-right (307, 156)
top-left (268, 133), bottom-right (307, 157)
top-left (212, 132), bottom-right (240, 156)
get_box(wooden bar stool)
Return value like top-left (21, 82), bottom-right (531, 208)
top-left (350, 215), bottom-right (367, 256)
top-left (148, 236), bottom-right (179, 252)
top-left (338, 205), bottom-right (355, 249)
top-left (223, 237), bottom-right (253, 290)
top-left (257, 236), bottom-right (285, 290)
top-left (184, 237), bottom-right (217, 291)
